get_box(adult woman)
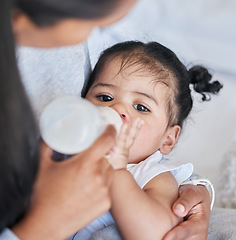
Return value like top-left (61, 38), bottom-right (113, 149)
top-left (1, 0), bottom-right (134, 239)
top-left (0, 0), bottom-right (211, 239)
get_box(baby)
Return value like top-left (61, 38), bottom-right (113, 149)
top-left (69, 41), bottom-right (222, 240)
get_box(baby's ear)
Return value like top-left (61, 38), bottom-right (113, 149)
top-left (159, 125), bottom-right (180, 155)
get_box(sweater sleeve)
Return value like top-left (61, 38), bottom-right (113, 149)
top-left (0, 229), bottom-right (20, 240)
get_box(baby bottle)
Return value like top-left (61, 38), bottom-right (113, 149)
top-left (39, 96), bottom-right (122, 161)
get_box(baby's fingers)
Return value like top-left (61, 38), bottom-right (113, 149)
top-left (125, 118), bottom-right (144, 148)
top-left (108, 119), bottom-right (144, 169)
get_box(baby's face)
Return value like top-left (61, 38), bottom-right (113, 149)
top-left (86, 59), bottom-right (175, 163)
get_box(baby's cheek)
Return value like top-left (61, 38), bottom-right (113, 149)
top-left (128, 128), bottom-right (152, 163)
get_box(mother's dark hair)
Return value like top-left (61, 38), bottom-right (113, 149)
top-left (0, 0), bottom-right (39, 232)
top-left (15, 0), bottom-right (121, 26)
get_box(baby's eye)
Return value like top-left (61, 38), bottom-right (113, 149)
top-left (133, 104), bottom-right (149, 112)
top-left (96, 95), bottom-right (113, 102)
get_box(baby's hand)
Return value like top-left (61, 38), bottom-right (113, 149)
top-left (108, 118), bottom-right (144, 170)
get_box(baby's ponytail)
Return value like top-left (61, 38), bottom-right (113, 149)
top-left (189, 66), bottom-right (223, 101)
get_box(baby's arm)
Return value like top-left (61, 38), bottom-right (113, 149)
top-left (109, 120), bottom-right (182, 240)
top-left (111, 170), bottom-right (182, 240)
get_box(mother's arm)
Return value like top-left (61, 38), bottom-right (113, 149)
top-left (163, 184), bottom-right (211, 240)
top-left (11, 126), bottom-right (116, 240)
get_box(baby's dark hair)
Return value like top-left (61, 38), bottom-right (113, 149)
top-left (82, 41), bottom-right (223, 128)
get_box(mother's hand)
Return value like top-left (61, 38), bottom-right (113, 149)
top-left (163, 184), bottom-right (211, 240)
top-left (12, 125), bottom-right (116, 240)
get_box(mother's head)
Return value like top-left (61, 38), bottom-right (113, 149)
top-left (12, 0), bottom-right (137, 47)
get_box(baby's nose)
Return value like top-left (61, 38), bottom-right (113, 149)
top-left (111, 103), bottom-right (130, 122)
top-left (120, 113), bottom-right (128, 121)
